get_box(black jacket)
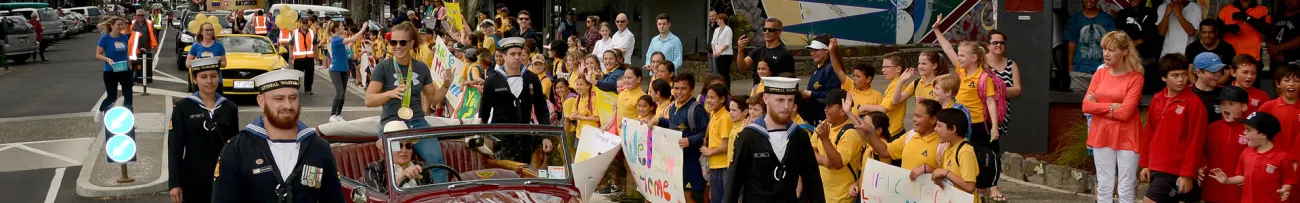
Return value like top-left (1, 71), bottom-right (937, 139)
top-left (724, 120), bottom-right (825, 203)
top-left (479, 68), bottom-right (550, 125)
top-left (212, 118), bottom-right (344, 203)
top-left (168, 94), bottom-right (238, 203)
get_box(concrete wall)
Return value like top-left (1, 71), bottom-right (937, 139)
top-left (998, 0), bottom-right (1052, 153)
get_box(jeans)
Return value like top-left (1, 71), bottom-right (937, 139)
top-left (708, 168), bottom-right (727, 203)
top-left (329, 71), bottom-right (347, 116)
top-left (1093, 147), bottom-right (1138, 203)
top-left (100, 71), bottom-right (134, 111)
top-left (381, 118), bottom-right (448, 183)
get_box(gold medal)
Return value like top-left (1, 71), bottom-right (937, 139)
top-left (398, 107), bottom-right (413, 120)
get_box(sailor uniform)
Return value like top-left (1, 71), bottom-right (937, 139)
top-left (480, 67), bottom-right (552, 162)
top-left (167, 93), bottom-right (238, 203)
top-left (211, 118), bottom-right (344, 203)
top-left (656, 100), bottom-right (710, 191)
top-left (723, 117), bottom-right (825, 203)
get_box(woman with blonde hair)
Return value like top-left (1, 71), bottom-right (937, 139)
top-left (1082, 31), bottom-right (1145, 203)
top-left (95, 16), bottom-right (133, 121)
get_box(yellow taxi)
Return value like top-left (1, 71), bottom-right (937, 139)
top-left (185, 34), bottom-right (291, 95)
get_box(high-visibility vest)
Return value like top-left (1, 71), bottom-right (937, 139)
top-left (128, 20), bottom-right (157, 48)
top-left (253, 16), bottom-right (268, 34)
top-left (128, 31), bottom-right (143, 61)
top-left (291, 29), bottom-right (315, 59)
top-left (278, 29), bottom-right (294, 43)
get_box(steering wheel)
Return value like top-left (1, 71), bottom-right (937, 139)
top-left (421, 164), bottom-right (462, 182)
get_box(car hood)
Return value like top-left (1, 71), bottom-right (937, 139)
top-left (398, 186), bottom-right (578, 203)
top-left (224, 52), bottom-right (286, 70)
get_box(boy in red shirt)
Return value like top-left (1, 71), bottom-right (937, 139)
top-left (1228, 54), bottom-right (1270, 114)
top-left (1201, 85), bottom-right (1253, 202)
top-left (1141, 53), bottom-right (1209, 203)
top-left (1209, 112), bottom-right (1296, 203)
top-left (1258, 64), bottom-right (1300, 153)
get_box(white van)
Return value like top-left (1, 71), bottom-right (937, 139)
top-left (269, 4), bottom-right (349, 21)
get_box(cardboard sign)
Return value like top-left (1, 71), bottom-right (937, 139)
top-left (208, 0), bottom-right (262, 11)
top-left (572, 126), bottom-right (623, 202)
top-left (454, 87), bottom-right (480, 119)
top-left (593, 89), bottom-right (618, 126)
top-left (445, 2), bottom-right (465, 31)
top-left (620, 118), bottom-right (685, 203)
top-left (859, 160), bottom-right (974, 203)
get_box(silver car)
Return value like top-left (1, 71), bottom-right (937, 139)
top-left (2, 16), bottom-right (39, 63)
top-left (12, 8), bottom-right (66, 42)
top-left (66, 6), bottom-right (103, 31)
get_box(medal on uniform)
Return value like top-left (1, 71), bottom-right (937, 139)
top-left (396, 59), bottom-right (415, 120)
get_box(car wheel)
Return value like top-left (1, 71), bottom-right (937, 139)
top-left (11, 54), bottom-right (29, 63)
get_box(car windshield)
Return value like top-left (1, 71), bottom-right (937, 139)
top-left (382, 126), bottom-right (572, 193)
top-left (38, 10), bottom-right (57, 21)
top-left (218, 36), bottom-right (275, 54)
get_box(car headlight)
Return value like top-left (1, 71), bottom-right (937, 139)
top-left (180, 34), bottom-right (194, 43)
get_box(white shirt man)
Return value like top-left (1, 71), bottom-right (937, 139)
top-left (611, 14), bottom-right (635, 64)
top-left (1157, 0), bottom-right (1202, 55)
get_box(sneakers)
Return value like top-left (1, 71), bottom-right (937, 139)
top-left (329, 115), bottom-right (344, 122)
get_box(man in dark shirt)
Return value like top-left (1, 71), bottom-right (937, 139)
top-left (1186, 19), bottom-right (1237, 65)
top-left (507, 10), bottom-right (543, 53)
top-left (1191, 52), bottom-right (1228, 124)
top-left (736, 17), bottom-right (795, 86)
top-left (1270, 0), bottom-right (1300, 66)
top-left (1116, 0), bottom-right (1162, 63)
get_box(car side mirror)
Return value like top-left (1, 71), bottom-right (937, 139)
top-left (350, 187), bottom-right (368, 203)
top-left (278, 47), bottom-right (287, 54)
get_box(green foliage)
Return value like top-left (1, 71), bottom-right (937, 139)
top-left (610, 191), bottom-right (647, 203)
top-left (1049, 120), bottom-right (1091, 169)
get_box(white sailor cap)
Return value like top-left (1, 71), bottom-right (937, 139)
top-left (251, 69), bottom-right (305, 93)
top-left (189, 57), bottom-right (221, 74)
top-left (498, 37), bottom-right (526, 51)
top-left (761, 77), bottom-right (800, 95)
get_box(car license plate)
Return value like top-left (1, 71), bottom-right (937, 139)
top-left (18, 38), bottom-right (26, 43)
top-left (234, 80), bottom-right (254, 89)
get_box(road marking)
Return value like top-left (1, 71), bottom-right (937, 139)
top-left (150, 76), bottom-right (188, 84)
top-left (149, 28), bottom-right (183, 83)
top-left (0, 112), bottom-right (95, 123)
top-left (0, 145), bottom-right (14, 152)
top-left (12, 145), bottom-right (81, 165)
top-left (90, 93), bottom-right (107, 113)
top-left (132, 86), bottom-right (190, 98)
top-left (0, 137), bottom-right (93, 146)
top-left (44, 167), bottom-right (66, 203)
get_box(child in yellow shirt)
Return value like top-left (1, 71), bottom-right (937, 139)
top-left (921, 108), bottom-right (981, 203)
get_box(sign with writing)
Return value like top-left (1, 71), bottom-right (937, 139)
top-left (572, 126), bottom-right (623, 202)
top-left (106, 134), bottom-right (137, 163)
top-left (593, 89), bottom-right (617, 125)
top-left (208, 0), bottom-right (263, 11)
top-left (445, 2), bottom-right (465, 31)
top-left (575, 126), bottom-right (621, 162)
top-left (859, 160), bottom-right (974, 203)
top-left (454, 87), bottom-right (480, 118)
top-left (620, 118), bottom-right (685, 203)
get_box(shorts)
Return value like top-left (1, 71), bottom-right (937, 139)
top-left (1145, 170), bottom-right (1201, 203)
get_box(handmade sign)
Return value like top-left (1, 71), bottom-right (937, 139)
top-left (620, 118), bottom-right (685, 203)
top-left (593, 89), bottom-right (617, 128)
top-left (445, 2), bottom-right (465, 31)
top-left (572, 126), bottom-right (622, 202)
top-left (858, 160), bottom-right (974, 203)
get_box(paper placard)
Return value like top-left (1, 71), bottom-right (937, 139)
top-left (620, 118), bottom-right (685, 203)
top-left (859, 160), bottom-right (974, 203)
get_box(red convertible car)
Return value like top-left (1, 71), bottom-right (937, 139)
top-left (326, 124), bottom-right (580, 203)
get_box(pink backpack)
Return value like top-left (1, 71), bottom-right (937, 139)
top-left (975, 68), bottom-right (1009, 126)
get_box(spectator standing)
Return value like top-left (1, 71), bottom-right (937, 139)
top-left (658, 73), bottom-right (709, 202)
top-left (328, 22), bottom-right (368, 122)
top-left (1139, 53), bottom-right (1207, 203)
top-left (798, 35), bottom-right (840, 125)
top-left (1218, 0), bottom-right (1270, 59)
top-left (612, 13), bottom-right (635, 64)
top-left (1268, 0), bottom-right (1300, 66)
top-left (1200, 85), bottom-right (1251, 203)
top-left (507, 10), bottom-right (542, 54)
top-left (1206, 112), bottom-right (1295, 203)
top-left (1066, 0), bottom-right (1116, 91)
top-left (1082, 31), bottom-right (1145, 203)
top-left (1257, 65), bottom-right (1300, 156)
top-left (557, 11), bottom-right (577, 41)
top-left (584, 16), bottom-right (601, 52)
top-left (711, 13), bottom-right (734, 85)
top-left (811, 89), bottom-right (862, 203)
top-left (982, 29), bottom-right (1020, 201)
top-left (644, 13), bottom-right (682, 75)
top-left (1157, 0), bottom-right (1202, 56)
top-left (735, 17), bottom-right (795, 85)
top-left (1230, 55), bottom-right (1270, 114)
top-left (1115, 0), bottom-right (1162, 64)
top-left (1185, 19), bottom-right (1237, 65)
top-left (28, 13), bottom-right (45, 61)
top-left (1190, 52), bottom-right (1227, 124)
top-left (592, 22), bottom-right (614, 65)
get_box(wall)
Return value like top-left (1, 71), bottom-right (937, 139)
top-left (998, 0), bottom-right (1051, 153)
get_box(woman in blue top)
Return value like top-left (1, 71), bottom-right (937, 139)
top-left (185, 16), bottom-right (227, 92)
top-left (328, 21), bottom-right (369, 122)
top-left (95, 16), bottom-right (132, 122)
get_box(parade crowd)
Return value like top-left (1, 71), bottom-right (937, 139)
top-left (81, 0), bottom-right (1300, 202)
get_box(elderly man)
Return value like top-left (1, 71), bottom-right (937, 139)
top-left (612, 13), bottom-right (635, 64)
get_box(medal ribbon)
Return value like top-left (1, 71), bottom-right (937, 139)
top-left (397, 59), bottom-right (414, 108)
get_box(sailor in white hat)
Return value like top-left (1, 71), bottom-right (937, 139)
top-left (212, 69), bottom-right (345, 202)
top-left (724, 76), bottom-right (825, 203)
top-left (481, 36), bottom-right (554, 162)
top-left (168, 57), bottom-right (239, 203)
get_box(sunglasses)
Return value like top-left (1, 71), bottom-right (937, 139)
top-left (400, 143), bottom-right (415, 149)
top-left (763, 28), bottom-right (781, 33)
top-left (990, 41), bottom-right (1006, 45)
top-left (616, 20), bottom-right (627, 23)
top-left (389, 40), bottom-right (411, 46)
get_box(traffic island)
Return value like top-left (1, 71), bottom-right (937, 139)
top-left (75, 95), bottom-right (172, 197)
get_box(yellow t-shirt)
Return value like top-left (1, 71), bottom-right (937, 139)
top-left (749, 81), bottom-right (764, 98)
top-left (728, 119), bottom-right (746, 165)
top-left (415, 42), bottom-right (436, 70)
top-left (706, 108), bottom-right (733, 169)
top-left (655, 100), bottom-right (672, 120)
top-left (941, 141), bottom-right (982, 203)
top-left (902, 76), bottom-right (937, 102)
top-left (886, 130), bottom-right (941, 170)
top-left (843, 81), bottom-right (884, 116)
top-left (574, 93), bottom-right (600, 137)
top-left (879, 79), bottom-right (907, 135)
top-left (481, 37), bottom-right (497, 57)
top-left (956, 67), bottom-right (996, 123)
top-left (530, 69), bottom-right (553, 98)
top-left (616, 87), bottom-right (646, 120)
top-left (563, 96), bottom-right (578, 134)
top-left (812, 120), bottom-right (864, 203)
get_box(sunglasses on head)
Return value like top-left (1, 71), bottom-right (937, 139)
top-left (763, 28), bottom-right (781, 33)
top-left (389, 40), bottom-right (411, 46)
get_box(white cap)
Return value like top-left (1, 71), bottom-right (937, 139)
top-left (251, 69), bottom-right (305, 93)
top-left (806, 40), bottom-right (828, 50)
top-left (761, 77), bottom-right (800, 95)
top-left (189, 57), bottom-right (221, 74)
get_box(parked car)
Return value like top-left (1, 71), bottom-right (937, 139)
top-left (65, 6), bottom-right (103, 31)
top-left (11, 8), bottom-right (67, 42)
top-left (170, 5), bottom-right (187, 28)
top-left (58, 12), bottom-right (78, 35)
top-left (1, 15), bottom-right (39, 63)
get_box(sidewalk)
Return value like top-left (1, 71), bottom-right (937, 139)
top-left (75, 95), bottom-right (171, 197)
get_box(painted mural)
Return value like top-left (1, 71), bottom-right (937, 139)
top-left (730, 0), bottom-right (1000, 46)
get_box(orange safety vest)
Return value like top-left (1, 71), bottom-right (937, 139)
top-left (291, 29), bottom-right (315, 59)
top-left (278, 29), bottom-right (294, 43)
top-left (127, 20), bottom-right (157, 48)
top-left (253, 16), bottom-right (268, 35)
top-left (127, 31), bottom-right (144, 61)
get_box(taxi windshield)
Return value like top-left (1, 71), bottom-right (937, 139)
top-left (218, 36), bottom-right (275, 54)
top-left (383, 128), bottom-right (571, 193)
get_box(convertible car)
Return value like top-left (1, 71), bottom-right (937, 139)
top-left (183, 34), bottom-right (290, 94)
top-left (325, 124), bottom-right (580, 203)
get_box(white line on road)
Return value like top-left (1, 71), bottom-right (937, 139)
top-left (12, 145), bottom-right (81, 165)
top-left (149, 28), bottom-right (182, 83)
top-left (0, 112), bottom-right (95, 123)
top-left (0, 145), bottom-right (14, 152)
top-left (90, 93), bottom-right (107, 113)
top-left (0, 137), bottom-right (93, 147)
top-left (132, 86), bottom-right (190, 98)
top-left (44, 167), bottom-right (66, 203)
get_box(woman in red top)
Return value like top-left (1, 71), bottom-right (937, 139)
top-left (1081, 31), bottom-right (1145, 203)
top-left (1201, 86), bottom-right (1252, 202)
top-left (28, 13), bottom-right (45, 61)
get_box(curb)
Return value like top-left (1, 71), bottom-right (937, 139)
top-left (75, 97), bottom-right (172, 197)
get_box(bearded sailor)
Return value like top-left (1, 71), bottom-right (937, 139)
top-left (211, 69), bottom-right (345, 203)
top-left (723, 77), bottom-right (826, 203)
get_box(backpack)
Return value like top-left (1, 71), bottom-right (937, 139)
top-left (975, 67), bottom-right (1009, 127)
top-left (833, 124), bottom-right (860, 181)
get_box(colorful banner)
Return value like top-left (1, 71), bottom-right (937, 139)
top-left (593, 89), bottom-right (618, 125)
top-left (434, 36), bottom-right (477, 117)
top-left (572, 126), bottom-right (622, 202)
top-left (445, 2), bottom-right (465, 31)
top-left (207, 0), bottom-right (262, 11)
top-left (454, 88), bottom-right (480, 118)
top-left (859, 160), bottom-right (974, 203)
top-left (620, 118), bottom-right (685, 203)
